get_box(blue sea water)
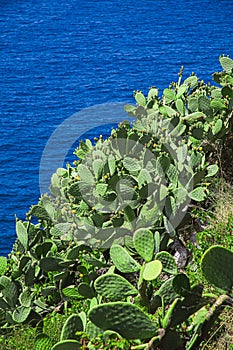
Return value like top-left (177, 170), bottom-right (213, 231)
top-left (0, 0), bottom-right (233, 256)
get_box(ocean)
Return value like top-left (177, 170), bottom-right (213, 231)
top-left (1, 0), bottom-right (233, 255)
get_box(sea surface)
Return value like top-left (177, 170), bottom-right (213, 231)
top-left (1, 0), bottom-right (233, 256)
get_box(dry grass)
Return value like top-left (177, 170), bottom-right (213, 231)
top-left (200, 306), bottom-right (233, 350)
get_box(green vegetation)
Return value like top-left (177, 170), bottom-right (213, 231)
top-left (0, 55), bottom-right (233, 349)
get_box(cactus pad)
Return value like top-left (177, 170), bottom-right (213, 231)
top-left (19, 288), bottom-right (32, 307)
top-left (155, 276), bottom-right (180, 305)
top-left (133, 228), bottom-right (155, 262)
top-left (201, 245), bottom-right (233, 292)
top-left (110, 245), bottom-right (140, 273)
top-left (51, 340), bottom-right (80, 350)
top-left (12, 306), bottom-right (31, 323)
top-left (219, 55), bottom-right (233, 73)
top-left (39, 257), bottom-right (63, 272)
top-left (142, 260), bottom-right (162, 281)
top-left (35, 333), bottom-right (54, 350)
top-left (94, 273), bottom-right (137, 301)
top-left (78, 283), bottom-right (95, 298)
top-left (16, 221), bottom-right (28, 250)
top-left (189, 187), bottom-right (206, 202)
top-left (156, 251), bottom-right (178, 275)
top-left (60, 314), bottom-right (84, 340)
top-left (86, 320), bottom-right (103, 339)
top-left (134, 91), bottom-right (147, 106)
top-left (0, 276), bottom-right (18, 307)
top-left (0, 256), bottom-right (7, 276)
top-left (89, 301), bottom-right (157, 339)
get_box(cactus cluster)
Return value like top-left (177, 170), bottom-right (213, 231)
top-left (0, 56), bottom-right (233, 349)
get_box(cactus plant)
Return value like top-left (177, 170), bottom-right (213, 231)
top-left (89, 302), bottom-right (157, 339)
top-left (0, 56), bottom-right (233, 350)
top-left (110, 245), bottom-right (140, 273)
top-left (156, 251), bottom-right (178, 275)
top-left (19, 288), bottom-right (32, 307)
top-left (133, 228), bottom-right (155, 262)
top-left (12, 305), bottom-right (31, 323)
top-left (94, 273), bottom-right (138, 301)
top-left (142, 260), bottom-right (162, 281)
top-left (35, 333), bottom-right (54, 350)
top-left (60, 314), bottom-right (84, 340)
top-left (201, 245), bottom-right (233, 293)
top-left (0, 256), bottom-right (7, 276)
top-left (219, 55), bottom-right (233, 73)
top-left (16, 220), bottom-right (28, 251)
top-left (0, 276), bottom-right (19, 308)
top-left (51, 340), bottom-right (80, 350)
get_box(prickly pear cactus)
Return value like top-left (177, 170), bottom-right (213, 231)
top-left (94, 273), bottom-right (138, 301)
top-left (0, 257), bottom-right (7, 276)
top-left (142, 260), bottom-right (162, 281)
top-left (110, 245), bottom-right (140, 273)
top-left (35, 333), bottom-right (54, 350)
top-left (86, 320), bottom-right (103, 340)
top-left (16, 220), bottom-right (28, 251)
top-left (219, 55), bottom-right (233, 73)
top-left (89, 301), bottom-right (157, 339)
top-left (51, 340), bottom-right (80, 350)
top-left (12, 305), bottom-right (31, 323)
top-left (153, 275), bottom-right (182, 305)
top-left (0, 276), bottom-right (19, 308)
top-left (156, 251), bottom-right (178, 275)
top-left (133, 228), bottom-right (155, 262)
top-left (60, 314), bottom-right (84, 341)
top-left (201, 245), bottom-right (233, 293)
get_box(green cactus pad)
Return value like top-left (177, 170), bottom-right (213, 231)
top-left (12, 306), bottom-right (31, 323)
top-left (175, 99), bottom-right (185, 116)
top-left (94, 273), bottom-right (137, 301)
top-left (0, 256), bottom-right (7, 276)
top-left (60, 314), bottom-right (84, 340)
top-left (142, 260), bottom-right (162, 281)
top-left (51, 340), bottom-right (80, 350)
top-left (29, 205), bottom-right (51, 221)
top-left (156, 251), bottom-right (178, 275)
top-left (206, 164), bottom-right (219, 177)
top-left (172, 273), bottom-right (191, 296)
top-left (0, 276), bottom-right (18, 307)
top-left (39, 257), bottom-right (64, 272)
top-left (210, 98), bottom-right (227, 110)
top-left (110, 245), bottom-right (140, 273)
top-left (62, 286), bottom-right (80, 299)
top-left (123, 157), bottom-right (141, 174)
top-left (77, 164), bottom-right (95, 183)
top-left (155, 276), bottom-right (180, 305)
top-left (133, 228), bottom-right (155, 262)
top-left (198, 95), bottom-right (211, 114)
top-left (219, 55), bottom-right (233, 73)
top-left (134, 91), bottom-right (147, 106)
top-left (154, 231), bottom-right (160, 254)
top-left (16, 221), bottom-right (28, 250)
top-left (86, 321), bottom-right (103, 339)
top-left (222, 86), bottom-right (233, 99)
top-left (78, 283), bottom-right (95, 298)
top-left (189, 187), bottom-right (206, 202)
top-left (213, 119), bottom-right (223, 135)
top-left (19, 288), bottom-right (32, 307)
top-left (108, 154), bottom-right (116, 176)
top-left (201, 245), bottom-right (233, 292)
top-left (89, 302), bottom-right (157, 339)
top-left (35, 333), bottom-right (54, 350)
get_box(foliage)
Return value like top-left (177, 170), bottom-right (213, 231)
top-left (0, 55), bottom-right (233, 349)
